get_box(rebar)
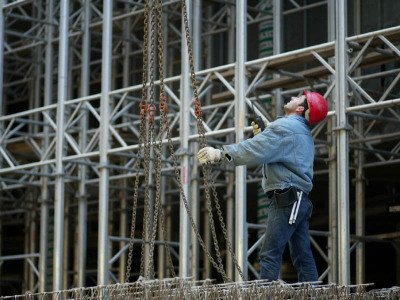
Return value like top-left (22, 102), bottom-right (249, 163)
top-left (3, 278), bottom-right (399, 300)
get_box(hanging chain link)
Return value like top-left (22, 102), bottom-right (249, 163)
top-left (153, 0), bottom-right (176, 278)
top-left (140, 119), bottom-right (153, 277)
top-left (143, 0), bottom-right (158, 279)
top-left (125, 0), bottom-right (151, 283)
top-left (181, 0), bottom-right (246, 281)
top-left (125, 106), bottom-right (147, 283)
top-left (163, 117), bottom-right (230, 282)
top-left (139, 0), bottom-right (154, 278)
top-left (146, 121), bottom-right (162, 279)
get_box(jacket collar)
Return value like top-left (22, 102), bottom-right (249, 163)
top-left (277, 114), bottom-right (308, 125)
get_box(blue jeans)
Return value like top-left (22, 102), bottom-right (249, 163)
top-left (260, 191), bottom-right (318, 282)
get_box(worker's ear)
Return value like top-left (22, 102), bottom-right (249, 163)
top-left (296, 106), bottom-right (305, 113)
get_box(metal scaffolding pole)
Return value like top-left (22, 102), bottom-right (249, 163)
top-left (273, 0), bottom-right (283, 118)
top-left (355, 116), bottom-right (365, 284)
top-left (235, 0), bottom-right (247, 282)
top-left (335, 0), bottom-right (350, 286)
top-left (98, 0), bottom-right (113, 286)
top-left (327, 0), bottom-right (338, 284)
top-left (53, 0), bottom-right (69, 292)
top-left (179, 0), bottom-right (192, 278)
top-left (39, 2), bottom-right (54, 292)
top-left (203, 5), bottom-right (213, 280)
top-left (77, 0), bottom-right (90, 288)
top-left (226, 3), bottom-right (235, 280)
top-left (118, 1), bottom-right (130, 284)
top-left (190, 0), bottom-right (201, 281)
top-left (354, 0), bottom-right (365, 284)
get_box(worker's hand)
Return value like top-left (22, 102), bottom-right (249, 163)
top-left (197, 147), bottom-right (222, 165)
top-left (251, 120), bottom-right (267, 136)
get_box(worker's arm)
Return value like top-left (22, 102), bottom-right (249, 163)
top-left (221, 123), bottom-right (285, 166)
top-left (197, 122), bottom-right (285, 166)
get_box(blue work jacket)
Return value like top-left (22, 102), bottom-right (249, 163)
top-left (222, 115), bottom-right (314, 194)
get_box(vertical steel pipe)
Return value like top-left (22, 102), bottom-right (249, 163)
top-left (353, 0), bottom-right (365, 284)
top-left (77, 0), bottom-right (90, 288)
top-left (202, 5), bottom-right (213, 280)
top-left (179, 0), bottom-right (192, 278)
top-left (327, 0), bottom-right (338, 284)
top-left (40, 0), bottom-right (54, 292)
top-left (53, 0), bottom-right (69, 292)
top-left (226, 4), bottom-right (236, 280)
top-left (97, 0), bottom-right (113, 286)
top-left (118, 1), bottom-right (131, 284)
top-left (235, 0), bottom-right (248, 282)
top-left (190, 0), bottom-right (201, 280)
top-left (335, 0), bottom-right (350, 286)
top-left (273, 0), bottom-right (283, 117)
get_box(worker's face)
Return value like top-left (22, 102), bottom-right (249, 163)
top-left (284, 95), bottom-right (306, 114)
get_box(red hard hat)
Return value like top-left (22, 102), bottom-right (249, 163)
top-left (303, 90), bottom-right (328, 125)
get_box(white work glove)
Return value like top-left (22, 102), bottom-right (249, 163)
top-left (251, 120), bottom-right (268, 136)
top-left (197, 147), bottom-right (222, 165)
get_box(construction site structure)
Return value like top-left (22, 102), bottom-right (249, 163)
top-left (1, 0), bottom-right (400, 296)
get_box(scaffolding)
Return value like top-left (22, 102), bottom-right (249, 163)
top-left (0, 0), bottom-right (400, 296)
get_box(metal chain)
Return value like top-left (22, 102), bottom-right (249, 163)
top-left (140, 118), bottom-right (152, 277)
top-left (211, 171), bottom-right (246, 280)
top-left (203, 166), bottom-right (227, 277)
top-left (125, 0), bottom-right (150, 278)
top-left (181, 0), bottom-right (245, 281)
top-left (125, 100), bottom-right (148, 283)
top-left (157, 183), bottom-right (177, 277)
top-left (127, 0), bottom-right (245, 282)
top-left (139, 0), bottom-right (156, 278)
top-left (180, 0), bottom-right (232, 281)
top-left (141, 0), bottom-right (158, 279)
top-left (146, 116), bottom-right (164, 279)
top-left (154, 0), bottom-right (176, 278)
top-left (163, 115), bottom-right (230, 282)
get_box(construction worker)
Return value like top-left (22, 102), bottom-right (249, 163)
top-left (197, 90), bottom-right (328, 282)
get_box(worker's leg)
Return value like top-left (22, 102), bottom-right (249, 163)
top-left (288, 194), bottom-right (318, 282)
top-left (260, 196), bottom-right (297, 281)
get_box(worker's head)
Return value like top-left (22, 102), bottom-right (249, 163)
top-left (283, 94), bottom-right (307, 117)
top-left (284, 91), bottom-right (328, 125)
